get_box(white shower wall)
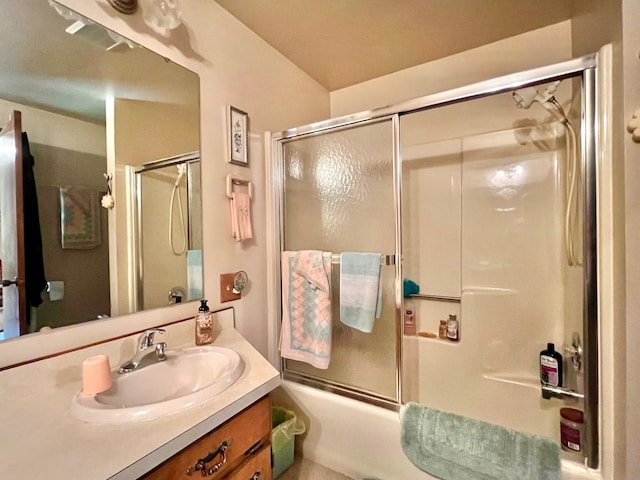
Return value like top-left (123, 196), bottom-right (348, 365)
top-left (402, 125), bottom-right (583, 442)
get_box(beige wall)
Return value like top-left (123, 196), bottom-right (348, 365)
top-left (330, 21), bottom-right (573, 117)
top-left (0, 99), bottom-right (105, 155)
top-left (620, 1), bottom-right (640, 479)
top-left (33, 145), bottom-right (110, 330)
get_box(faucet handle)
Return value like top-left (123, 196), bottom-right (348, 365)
top-left (138, 328), bottom-right (166, 349)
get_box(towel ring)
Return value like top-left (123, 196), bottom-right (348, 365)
top-left (226, 174), bottom-right (253, 199)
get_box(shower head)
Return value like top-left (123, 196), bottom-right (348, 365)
top-left (512, 81), bottom-right (568, 124)
top-left (174, 163), bottom-right (186, 186)
top-left (512, 86), bottom-right (539, 109)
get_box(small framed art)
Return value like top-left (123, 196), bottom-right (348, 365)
top-left (227, 106), bottom-right (249, 166)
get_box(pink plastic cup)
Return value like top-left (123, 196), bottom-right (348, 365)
top-left (82, 354), bottom-right (113, 395)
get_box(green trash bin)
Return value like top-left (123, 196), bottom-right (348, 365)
top-left (272, 406), bottom-right (306, 478)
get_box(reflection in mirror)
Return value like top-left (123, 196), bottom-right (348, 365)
top-left (133, 152), bottom-right (202, 311)
top-left (0, 1), bottom-right (201, 342)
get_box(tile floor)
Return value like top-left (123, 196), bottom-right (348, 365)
top-left (277, 456), bottom-right (353, 480)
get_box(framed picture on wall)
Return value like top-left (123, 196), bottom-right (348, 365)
top-left (227, 105), bottom-right (249, 166)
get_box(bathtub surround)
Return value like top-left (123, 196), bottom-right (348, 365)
top-left (400, 402), bottom-right (561, 480)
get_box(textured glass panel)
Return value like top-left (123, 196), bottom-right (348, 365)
top-left (282, 119), bottom-right (396, 400)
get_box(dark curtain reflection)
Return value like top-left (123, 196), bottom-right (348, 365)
top-left (22, 132), bottom-right (47, 322)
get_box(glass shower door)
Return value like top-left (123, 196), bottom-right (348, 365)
top-left (281, 118), bottom-right (399, 403)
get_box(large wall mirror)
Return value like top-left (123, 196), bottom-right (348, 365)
top-left (0, 0), bottom-right (202, 342)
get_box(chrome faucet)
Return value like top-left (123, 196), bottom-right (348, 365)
top-left (118, 328), bottom-right (167, 373)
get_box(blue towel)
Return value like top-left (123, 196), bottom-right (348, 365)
top-left (403, 278), bottom-right (420, 297)
top-left (339, 252), bottom-right (382, 333)
top-left (186, 249), bottom-right (203, 300)
top-left (400, 402), bottom-right (561, 480)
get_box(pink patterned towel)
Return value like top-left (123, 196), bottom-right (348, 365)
top-left (229, 192), bottom-right (253, 241)
top-left (279, 251), bottom-right (332, 369)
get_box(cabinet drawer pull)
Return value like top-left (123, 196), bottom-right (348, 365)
top-left (245, 439), bottom-right (266, 457)
top-left (249, 471), bottom-right (261, 480)
top-left (186, 440), bottom-right (232, 477)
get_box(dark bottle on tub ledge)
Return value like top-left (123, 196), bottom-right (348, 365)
top-left (540, 342), bottom-right (563, 399)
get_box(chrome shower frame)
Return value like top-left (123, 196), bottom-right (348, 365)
top-left (132, 151), bottom-right (200, 311)
top-left (269, 54), bottom-right (600, 468)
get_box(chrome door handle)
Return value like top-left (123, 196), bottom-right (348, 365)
top-left (1, 277), bottom-right (19, 287)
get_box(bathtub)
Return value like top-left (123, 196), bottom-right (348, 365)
top-left (272, 380), bottom-right (601, 480)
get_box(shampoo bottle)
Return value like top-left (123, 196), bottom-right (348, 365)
top-left (404, 309), bottom-right (416, 335)
top-left (195, 299), bottom-right (217, 345)
top-left (540, 342), bottom-right (563, 390)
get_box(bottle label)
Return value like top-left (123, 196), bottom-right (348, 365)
top-left (541, 356), bottom-right (558, 385)
top-left (446, 319), bottom-right (458, 340)
top-left (560, 423), bottom-right (581, 452)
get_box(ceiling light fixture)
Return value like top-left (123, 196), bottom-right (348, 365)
top-left (106, 0), bottom-right (138, 14)
top-left (142, 0), bottom-right (183, 31)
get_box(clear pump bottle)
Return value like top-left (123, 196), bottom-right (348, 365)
top-left (446, 314), bottom-right (459, 342)
top-left (195, 299), bottom-right (218, 345)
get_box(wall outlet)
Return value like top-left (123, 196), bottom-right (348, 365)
top-left (220, 273), bottom-right (241, 303)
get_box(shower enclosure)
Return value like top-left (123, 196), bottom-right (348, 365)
top-left (269, 55), bottom-right (599, 470)
top-left (132, 152), bottom-right (202, 310)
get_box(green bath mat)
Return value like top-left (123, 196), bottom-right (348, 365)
top-left (400, 402), bottom-right (561, 480)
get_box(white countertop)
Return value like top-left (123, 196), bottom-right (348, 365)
top-left (0, 316), bottom-right (281, 480)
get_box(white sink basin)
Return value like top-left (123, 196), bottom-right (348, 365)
top-left (70, 346), bottom-right (244, 424)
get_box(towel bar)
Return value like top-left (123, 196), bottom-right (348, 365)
top-left (226, 174), bottom-right (253, 199)
top-left (408, 293), bottom-right (461, 303)
top-left (541, 385), bottom-right (584, 400)
top-left (330, 254), bottom-right (395, 266)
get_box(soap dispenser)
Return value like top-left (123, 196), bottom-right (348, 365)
top-left (195, 299), bottom-right (217, 345)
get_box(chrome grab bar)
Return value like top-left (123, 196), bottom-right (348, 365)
top-left (541, 385), bottom-right (584, 400)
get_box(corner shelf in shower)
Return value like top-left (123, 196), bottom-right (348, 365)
top-left (408, 293), bottom-right (461, 304)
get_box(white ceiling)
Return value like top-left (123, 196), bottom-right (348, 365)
top-left (214, 0), bottom-right (573, 91)
top-left (0, 0), bottom-right (198, 124)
